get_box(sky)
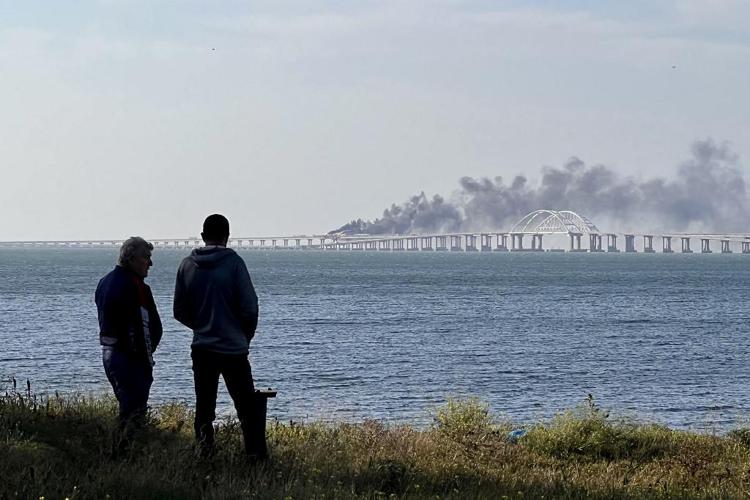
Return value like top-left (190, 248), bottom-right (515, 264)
top-left (0, 0), bottom-right (748, 240)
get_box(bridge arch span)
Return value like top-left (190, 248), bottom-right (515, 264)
top-left (510, 210), bottom-right (600, 234)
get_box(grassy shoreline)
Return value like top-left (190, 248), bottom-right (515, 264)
top-left (2, 390), bottom-right (750, 499)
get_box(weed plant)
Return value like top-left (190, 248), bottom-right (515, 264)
top-left (2, 386), bottom-right (750, 499)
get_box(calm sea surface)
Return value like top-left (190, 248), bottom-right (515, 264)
top-left (0, 248), bottom-right (748, 431)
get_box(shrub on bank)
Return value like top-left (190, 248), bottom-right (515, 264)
top-left (523, 395), bottom-right (677, 461)
top-left (2, 388), bottom-right (750, 499)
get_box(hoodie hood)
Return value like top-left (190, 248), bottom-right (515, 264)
top-left (189, 246), bottom-right (236, 268)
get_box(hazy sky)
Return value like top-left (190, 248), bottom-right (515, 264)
top-left (1, 0), bottom-right (748, 239)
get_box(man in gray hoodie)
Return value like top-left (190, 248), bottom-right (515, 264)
top-left (173, 214), bottom-right (264, 457)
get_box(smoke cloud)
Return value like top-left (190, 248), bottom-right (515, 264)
top-left (332, 139), bottom-right (748, 235)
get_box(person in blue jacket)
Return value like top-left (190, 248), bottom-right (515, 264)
top-left (95, 236), bottom-right (162, 452)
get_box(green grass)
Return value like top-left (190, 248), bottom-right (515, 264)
top-left (2, 390), bottom-right (750, 499)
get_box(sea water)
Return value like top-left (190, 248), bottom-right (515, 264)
top-left (0, 247), bottom-right (748, 431)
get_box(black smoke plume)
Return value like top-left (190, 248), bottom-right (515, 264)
top-left (331, 139), bottom-right (748, 234)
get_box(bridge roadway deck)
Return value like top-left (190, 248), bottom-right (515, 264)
top-left (1, 231), bottom-right (749, 254)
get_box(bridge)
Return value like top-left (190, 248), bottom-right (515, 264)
top-left (1, 210), bottom-right (749, 254)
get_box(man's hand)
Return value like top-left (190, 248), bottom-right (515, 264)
top-left (243, 315), bottom-right (258, 342)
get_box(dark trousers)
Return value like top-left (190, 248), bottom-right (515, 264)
top-left (102, 347), bottom-right (153, 444)
top-left (191, 348), bottom-right (266, 456)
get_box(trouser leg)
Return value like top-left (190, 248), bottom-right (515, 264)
top-left (191, 349), bottom-right (220, 447)
top-left (121, 362), bottom-right (153, 446)
top-left (222, 355), bottom-right (266, 458)
top-left (103, 348), bottom-right (153, 450)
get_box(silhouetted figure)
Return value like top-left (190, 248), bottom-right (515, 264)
top-left (95, 237), bottom-right (162, 454)
top-left (173, 214), bottom-right (264, 458)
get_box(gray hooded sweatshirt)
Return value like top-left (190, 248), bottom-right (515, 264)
top-left (174, 246), bottom-right (259, 355)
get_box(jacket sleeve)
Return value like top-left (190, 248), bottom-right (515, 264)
top-left (96, 275), bottom-right (127, 341)
top-left (234, 258), bottom-right (259, 338)
top-left (147, 286), bottom-right (163, 351)
top-left (173, 261), bottom-right (195, 329)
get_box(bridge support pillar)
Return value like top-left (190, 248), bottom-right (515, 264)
top-left (742, 241), bottom-right (750, 254)
top-left (450, 235), bottom-right (463, 251)
top-left (721, 239), bottom-right (732, 254)
top-left (625, 234), bottom-right (636, 253)
top-left (465, 234), bottom-right (478, 252)
top-left (662, 236), bottom-right (673, 253)
top-left (421, 236), bottom-right (434, 251)
top-left (511, 233), bottom-right (524, 251)
top-left (530, 234), bottom-right (543, 251)
top-left (643, 235), bottom-right (655, 253)
top-left (701, 238), bottom-right (712, 254)
top-left (480, 234), bottom-right (493, 252)
top-left (589, 234), bottom-right (603, 252)
top-left (393, 239), bottom-right (405, 251)
top-left (681, 237), bottom-right (692, 253)
top-left (607, 234), bottom-right (619, 252)
top-left (569, 233), bottom-right (583, 252)
top-left (436, 236), bottom-right (447, 251)
top-left (495, 233), bottom-right (509, 251)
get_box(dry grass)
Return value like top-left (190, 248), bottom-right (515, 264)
top-left (2, 389), bottom-right (750, 499)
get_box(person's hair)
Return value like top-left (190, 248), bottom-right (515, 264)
top-left (202, 214), bottom-right (230, 242)
top-left (118, 237), bottom-right (154, 266)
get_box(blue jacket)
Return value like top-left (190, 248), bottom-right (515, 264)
top-left (95, 265), bottom-right (163, 363)
top-left (174, 247), bottom-right (258, 355)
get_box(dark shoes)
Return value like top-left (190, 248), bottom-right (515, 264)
top-left (194, 396), bottom-right (269, 460)
top-left (111, 434), bottom-right (132, 459)
top-left (111, 412), bottom-right (147, 458)
top-left (195, 423), bottom-right (216, 458)
top-left (245, 453), bottom-right (268, 466)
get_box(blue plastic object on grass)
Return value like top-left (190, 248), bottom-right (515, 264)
top-left (507, 429), bottom-right (528, 442)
